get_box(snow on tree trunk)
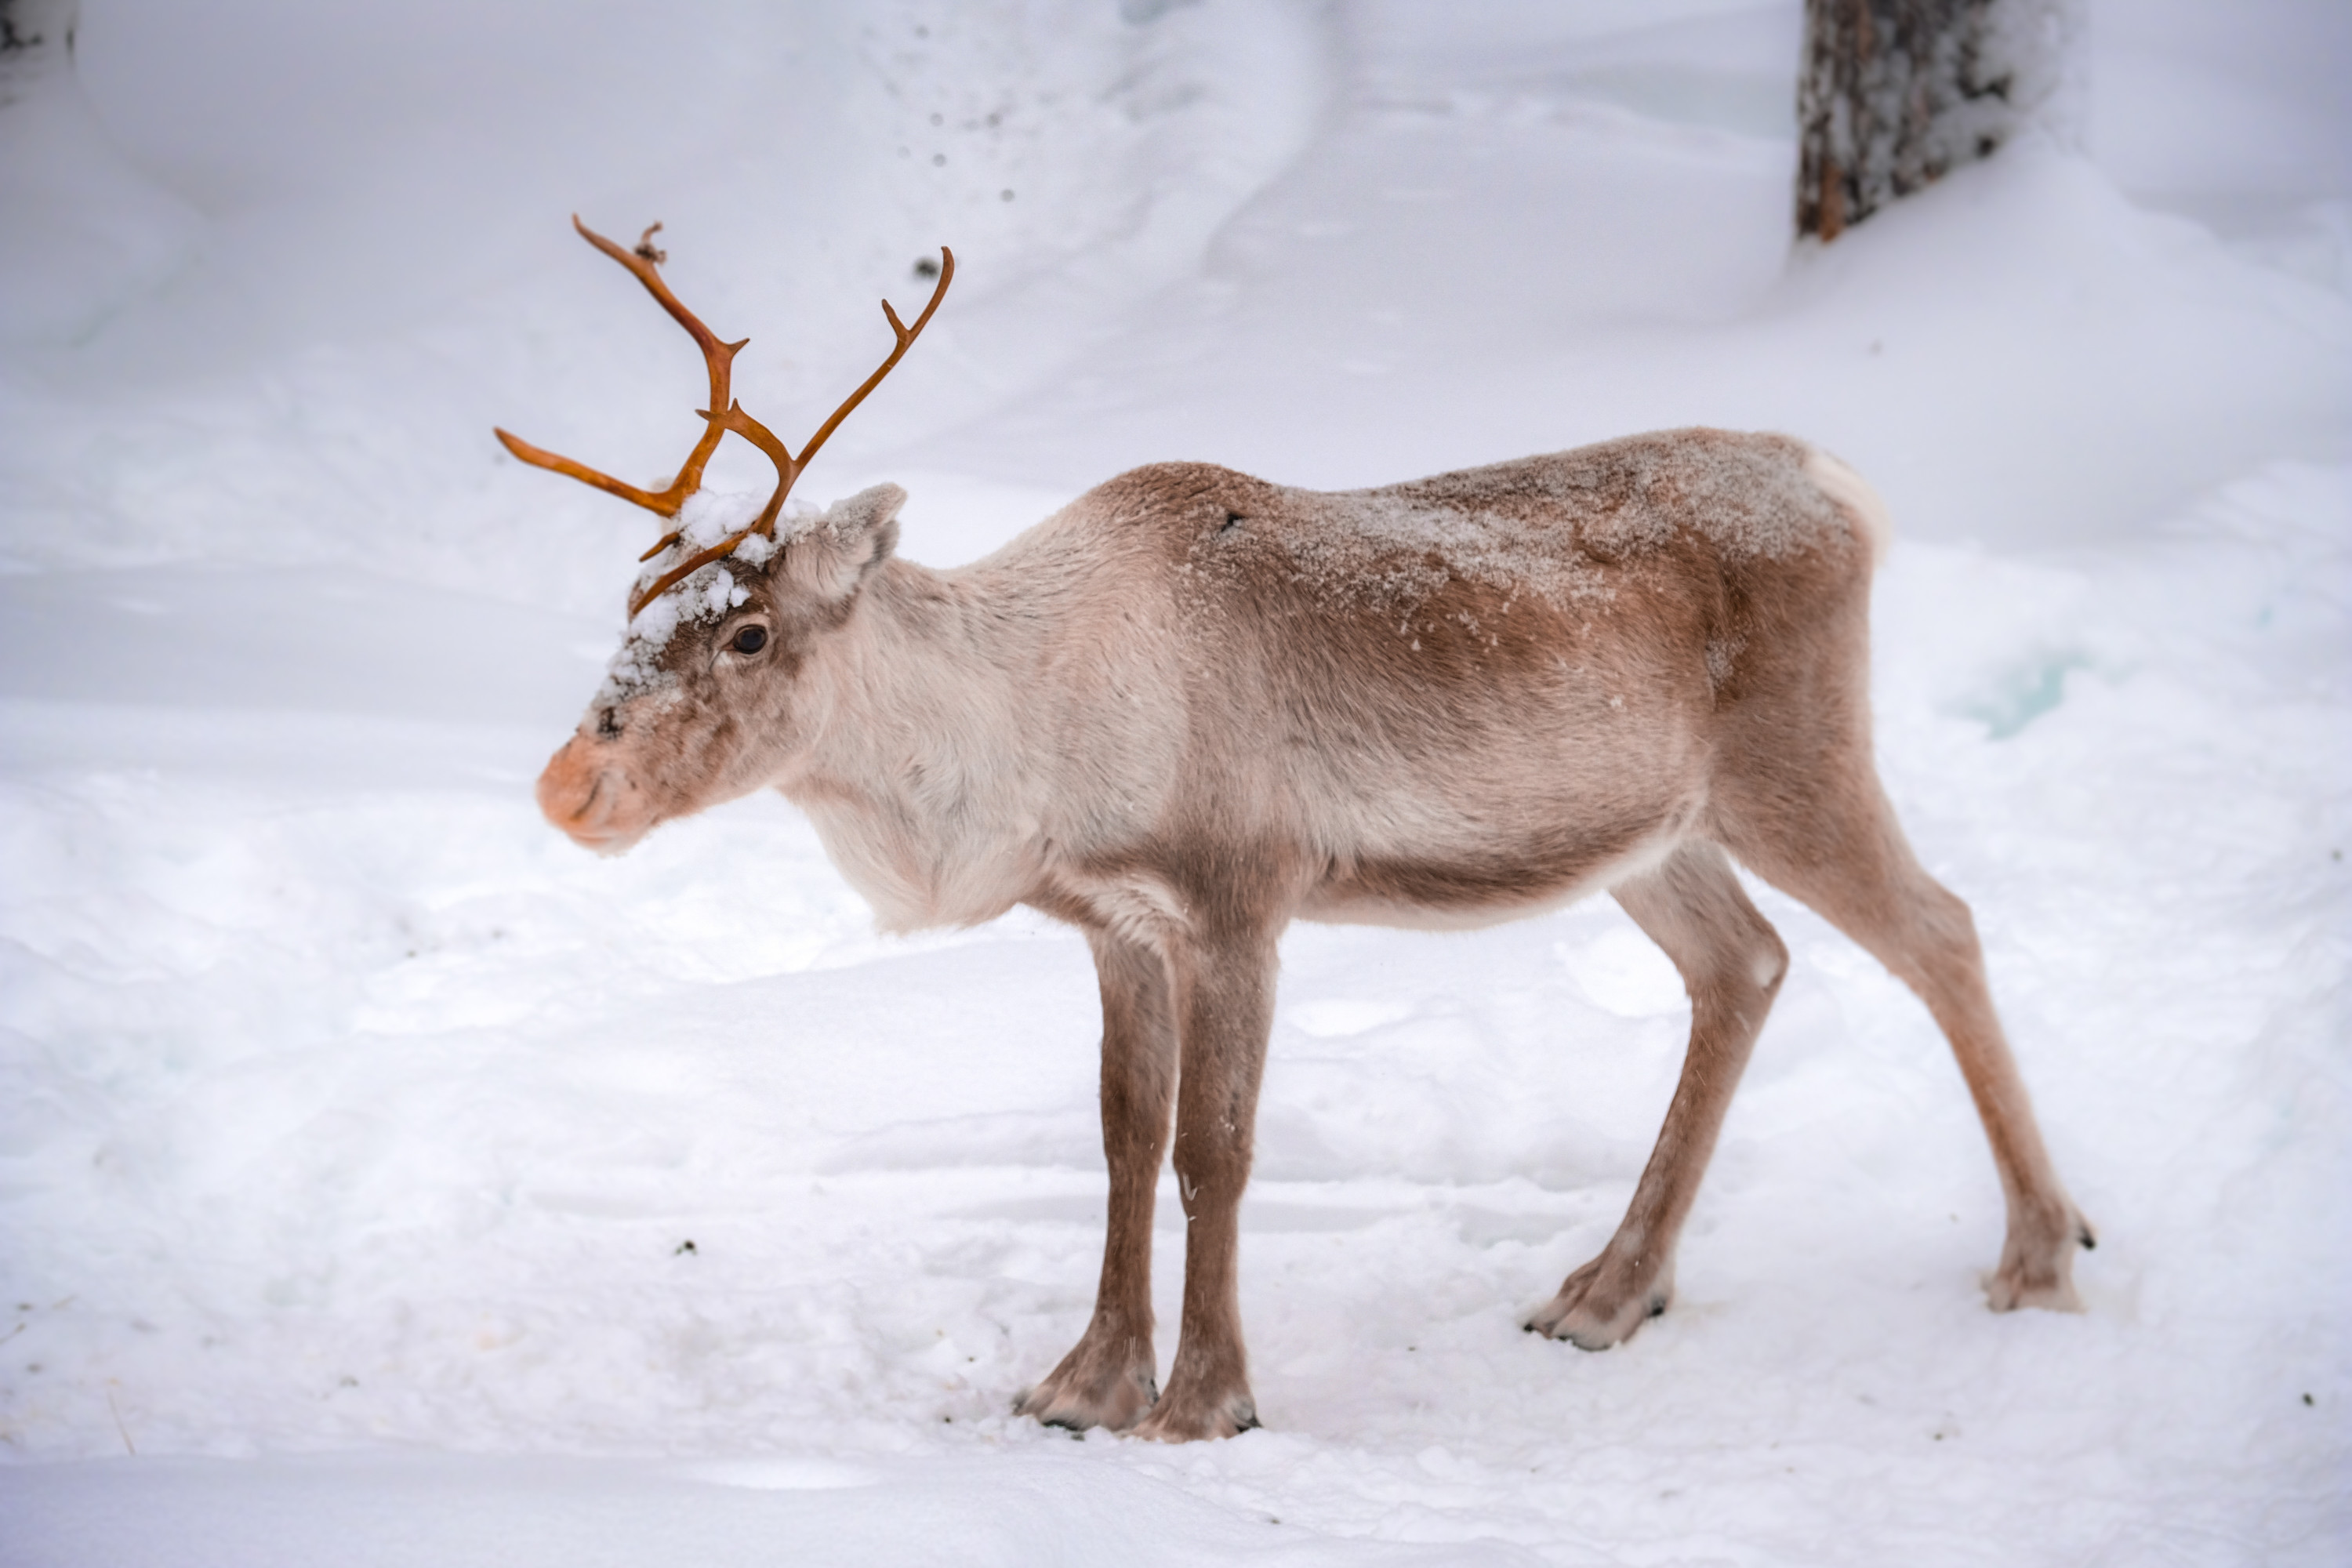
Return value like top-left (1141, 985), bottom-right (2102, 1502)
top-left (1796, 0), bottom-right (2080, 241)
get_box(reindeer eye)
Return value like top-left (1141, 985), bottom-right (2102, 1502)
top-left (731, 626), bottom-right (768, 655)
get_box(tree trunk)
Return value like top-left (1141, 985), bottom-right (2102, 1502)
top-left (0, 0), bottom-right (78, 108)
top-left (1796, 0), bottom-right (2076, 241)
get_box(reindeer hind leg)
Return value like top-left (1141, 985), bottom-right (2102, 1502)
top-left (1712, 754), bottom-right (2092, 1313)
top-left (1530, 839), bottom-right (1788, 1348)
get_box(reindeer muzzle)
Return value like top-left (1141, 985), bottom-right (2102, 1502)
top-left (536, 739), bottom-right (650, 855)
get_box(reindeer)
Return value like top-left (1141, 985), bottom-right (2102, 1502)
top-left (506, 219), bottom-right (2093, 1443)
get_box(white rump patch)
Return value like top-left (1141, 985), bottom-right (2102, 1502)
top-left (1804, 446), bottom-right (1894, 569)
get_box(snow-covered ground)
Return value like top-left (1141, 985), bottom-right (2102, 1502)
top-left (2, 2), bottom-right (2347, 1563)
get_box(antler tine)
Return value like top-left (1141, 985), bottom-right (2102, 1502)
top-left (492, 216), bottom-right (746, 521)
top-left (793, 247), bottom-right (955, 481)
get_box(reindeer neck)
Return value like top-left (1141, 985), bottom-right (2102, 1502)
top-left (782, 556), bottom-right (1056, 931)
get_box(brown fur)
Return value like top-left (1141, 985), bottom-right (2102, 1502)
top-left (538, 429), bottom-right (2092, 1441)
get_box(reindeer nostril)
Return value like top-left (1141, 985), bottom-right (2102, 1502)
top-left (597, 708), bottom-right (622, 739)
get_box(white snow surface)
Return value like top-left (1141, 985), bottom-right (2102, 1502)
top-left (1, 2), bottom-right (2347, 1564)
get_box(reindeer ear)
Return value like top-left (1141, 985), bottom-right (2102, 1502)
top-left (779, 482), bottom-right (905, 601)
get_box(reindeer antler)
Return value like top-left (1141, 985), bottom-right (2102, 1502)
top-left (495, 219), bottom-right (743, 520)
top-left (498, 218), bottom-right (954, 618)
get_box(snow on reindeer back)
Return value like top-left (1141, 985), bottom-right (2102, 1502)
top-left (1248, 434), bottom-right (1849, 619)
top-left (595, 489), bottom-right (818, 706)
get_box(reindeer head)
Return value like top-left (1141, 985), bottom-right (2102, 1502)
top-left (504, 219), bottom-right (949, 854)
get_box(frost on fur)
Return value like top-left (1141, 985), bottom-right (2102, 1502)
top-left (597, 490), bottom-right (819, 705)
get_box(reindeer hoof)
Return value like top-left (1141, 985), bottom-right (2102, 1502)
top-left (1984, 1204), bottom-right (2093, 1314)
top-left (1526, 1254), bottom-right (1672, 1349)
top-left (1014, 1338), bottom-right (1157, 1433)
top-left (1128, 1385), bottom-right (1258, 1443)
